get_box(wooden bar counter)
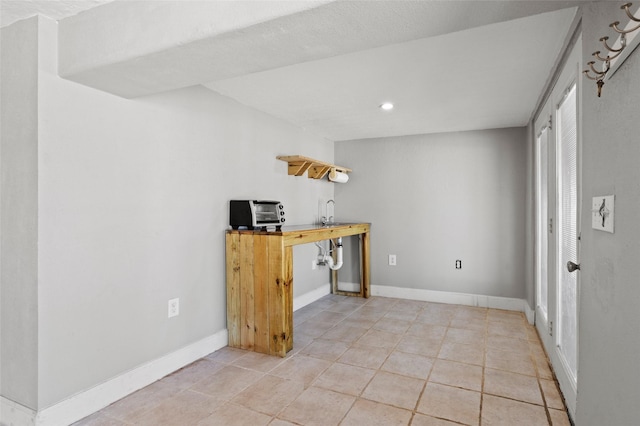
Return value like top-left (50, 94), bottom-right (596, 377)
top-left (226, 223), bottom-right (370, 357)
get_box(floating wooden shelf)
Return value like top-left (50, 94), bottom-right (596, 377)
top-left (277, 155), bottom-right (351, 180)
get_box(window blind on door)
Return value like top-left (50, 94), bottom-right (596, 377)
top-left (556, 83), bottom-right (578, 382)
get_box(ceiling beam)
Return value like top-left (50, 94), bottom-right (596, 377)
top-left (57, 1), bottom-right (587, 99)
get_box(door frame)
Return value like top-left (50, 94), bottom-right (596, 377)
top-left (534, 112), bottom-right (554, 339)
top-left (533, 35), bottom-right (582, 419)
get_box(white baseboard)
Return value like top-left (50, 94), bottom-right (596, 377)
top-left (293, 284), bottom-right (531, 319)
top-left (293, 284), bottom-right (330, 311)
top-left (371, 285), bottom-right (529, 315)
top-left (0, 397), bottom-right (37, 426)
top-left (523, 301), bottom-right (535, 325)
top-left (1, 285), bottom-right (534, 426)
top-left (5, 329), bottom-right (229, 426)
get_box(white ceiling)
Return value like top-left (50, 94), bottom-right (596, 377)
top-left (1, 1), bottom-right (581, 142)
top-left (0, 0), bottom-right (114, 27)
top-left (205, 8), bottom-right (578, 140)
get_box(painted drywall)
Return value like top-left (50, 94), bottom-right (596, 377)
top-left (0, 16), bottom-right (39, 410)
top-left (576, 3), bottom-right (640, 424)
top-left (335, 128), bottom-right (527, 299)
top-left (36, 81), bottom-right (332, 408)
top-left (293, 242), bottom-right (332, 299)
top-left (2, 16), bottom-right (334, 410)
top-left (335, 235), bottom-right (361, 291)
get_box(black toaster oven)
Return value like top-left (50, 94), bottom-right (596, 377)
top-left (229, 200), bottom-right (286, 230)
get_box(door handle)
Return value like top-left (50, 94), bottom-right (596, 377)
top-left (567, 261), bottom-right (580, 273)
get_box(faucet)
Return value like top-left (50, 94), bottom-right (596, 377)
top-left (324, 199), bottom-right (335, 225)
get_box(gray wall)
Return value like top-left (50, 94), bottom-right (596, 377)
top-left (576, 3), bottom-right (640, 424)
top-left (293, 243), bottom-right (332, 299)
top-left (1, 16), bottom-right (334, 410)
top-left (0, 17), bottom-right (39, 410)
top-left (335, 128), bottom-right (527, 299)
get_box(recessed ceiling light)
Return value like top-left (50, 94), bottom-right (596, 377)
top-left (380, 102), bottom-right (394, 111)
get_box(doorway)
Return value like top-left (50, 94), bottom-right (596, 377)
top-left (534, 37), bottom-right (581, 419)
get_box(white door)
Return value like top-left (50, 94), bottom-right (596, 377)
top-left (534, 113), bottom-right (553, 334)
top-left (534, 37), bottom-right (581, 418)
top-left (556, 80), bottom-right (579, 392)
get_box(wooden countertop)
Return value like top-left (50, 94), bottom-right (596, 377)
top-left (227, 223), bottom-right (370, 247)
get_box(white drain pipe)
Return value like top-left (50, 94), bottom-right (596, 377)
top-left (316, 237), bottom-right (343, 270)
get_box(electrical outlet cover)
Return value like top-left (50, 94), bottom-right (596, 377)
top-left (168, 298), bottom-right (179, 318)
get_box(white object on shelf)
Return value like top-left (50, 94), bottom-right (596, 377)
top-left (329, 169), bottom-right (349, 183)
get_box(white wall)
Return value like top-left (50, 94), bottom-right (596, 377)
top-left (335, 128), bottom-right (527, 299)
top-left (576, 3), bottom-right (640, 424)
top-left (2, 16), bottom-right (334, 411)
top-left (0, 16), bottom-right (40, 410)
top-left (8, 4), bottom-right (639, 423)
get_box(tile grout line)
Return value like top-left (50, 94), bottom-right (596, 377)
top-left (479, 313), bottom-right (489, 426)
top-left (352, 300), bottom-right (433, 419)
top-left (298, 304), bottom-right (525, 424)
top-left (348, 297), bottom-right (419, 422)
top-left (410, 306), bottom-right (453, 425)
top-left (356, 299), bottom-right (424, 416)
top-left (530, 330), bottom-right (554, 426)
top-left (76, 296), bottom-right (571, 426)
top-left (277, 296), bottom-right (395, 424)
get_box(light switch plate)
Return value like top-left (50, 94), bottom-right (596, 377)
top-left (592, 195), bottom-right (614, 233)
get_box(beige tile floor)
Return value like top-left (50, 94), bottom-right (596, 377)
top-left (75, 295), bottom-right (571, 426)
